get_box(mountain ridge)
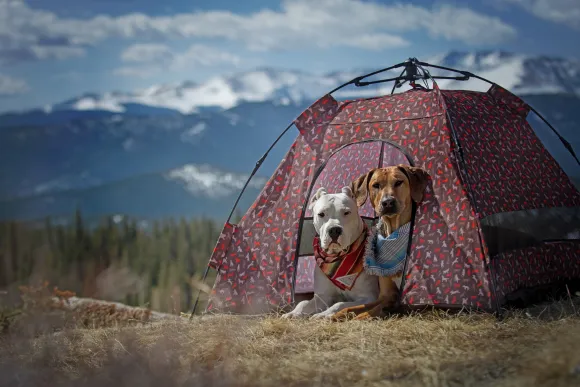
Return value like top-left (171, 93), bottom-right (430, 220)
top-left (3, 50), bottom-right (580, 121)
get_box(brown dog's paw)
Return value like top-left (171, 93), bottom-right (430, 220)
top-left (353, 311), bottom-right (373, 320)
top-left (330, 310), bottom-right (357, 322)
top-left (354, 304), bottom-right (386, 320)
top-left (330, 305), bottom-right (374, 322)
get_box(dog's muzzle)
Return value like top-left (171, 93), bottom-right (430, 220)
top-left (380, 196), bottom-right (398, 216)
top-left (327, 226), bottom-right (342, 242)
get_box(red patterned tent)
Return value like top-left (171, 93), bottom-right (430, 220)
top-left (192, 59), bottom-right (580, 317)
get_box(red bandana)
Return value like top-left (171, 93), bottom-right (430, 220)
top-left (313, 222), bottom-right (369, 291)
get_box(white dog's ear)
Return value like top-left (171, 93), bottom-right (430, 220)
top-left (341, 186), bottom-right (355, 200)
top-left (309, 187), bottom-right (327, 210)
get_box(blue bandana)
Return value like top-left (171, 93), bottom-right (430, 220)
top-left (363, 220), bottom-right (411, 277)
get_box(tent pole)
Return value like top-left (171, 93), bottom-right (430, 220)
top-left (327, 61), bottom-right (407, 95)
top-left (390, 68), bottom-right (407, 95)
top-left (224, 121), bottom-right (297, 224)
top-left (527, 106), bottom-right (580, 166)
top-left (190, 264), bottom-right (211, 318)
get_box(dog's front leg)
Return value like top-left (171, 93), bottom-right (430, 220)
top-left (281, 294), bottom-right (333, 319)
top-left (331, 276), bottom-right (400, 321)
top-left (311, 299), bottom-right (374, 320)
top-left (330, 300), bottom-right (384, 321)
top-left (353, 276), bottom-right (400, 320)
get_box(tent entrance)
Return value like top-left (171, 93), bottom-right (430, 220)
top-left (293, 140), bottom-right (413, 296)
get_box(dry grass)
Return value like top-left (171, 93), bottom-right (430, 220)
top-left (1, 291), bottom-right (580, 387)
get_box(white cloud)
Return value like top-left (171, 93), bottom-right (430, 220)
top-left (121, 43), bottom-right (173, 64)
top-left (116, 44), bottom-right (241, 77)
top-left (180, 122), bottom-right (207, 144)
top-left (499, 0), bottom-right (580, 29)
top-left (165, 164), bottom-right (267, 197)
top-left (0, 0), bottom-right (517, 65)
top-left (170, 44), bottom-right (241, 69)
top-left (0, 0), bottom-right (89, 63)
top-left (424, 5), bottom-right (517, 44)
top-left (122, 138), bottom-right (135, 151)
top-left (0, 74), bottom-right (29, 95)
top-left (30, 45), bottom-right (85, 60)
top-left (339, 33), bottom-right (409, 51)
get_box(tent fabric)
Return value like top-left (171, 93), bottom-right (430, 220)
top-left (206, 83), bottom-right (580, 314)
top-left (441, 87), bottom-right (580, 303)
top-left (491, 241), bottom-right (579, 304)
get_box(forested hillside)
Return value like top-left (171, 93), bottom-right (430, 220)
top-left (0, 211), bottom-right (232, 314)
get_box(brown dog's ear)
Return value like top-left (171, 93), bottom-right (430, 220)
top-left (397, 164), bottom-right (430, 203)
top-left (350, 169), bottom-right (376, 207)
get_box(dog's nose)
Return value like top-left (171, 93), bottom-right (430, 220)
top-left (328, 226), bottom-right (342, 241)
top-left (381, 196), bottom-right (396, 209)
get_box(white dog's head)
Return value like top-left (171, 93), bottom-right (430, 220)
top-left (310, 186), bottom-right (364, 255)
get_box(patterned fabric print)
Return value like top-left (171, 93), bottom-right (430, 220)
top-left (207, 225), bottom-right (272, 313)
top-left (488, 84), bottom-right (531, 118)
top-left (208, 89), bottom-right (493, 313)
top-left (441, 90), bottom-right (580, 218)
top-left (208, 222), bottom-right (236, 270)
top-left (382, 145), bottom-right (409, 167)
top-left (305, 142), bottom-right (382, 218)
top-left (403, 179), bottom-right (491, 309)
top-left (490, 241), bottom-right (580, 305)
top-left (294, 256), bottom-right (316, 293)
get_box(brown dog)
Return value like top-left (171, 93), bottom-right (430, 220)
top-left (331, 164), bottom-right (429, 321)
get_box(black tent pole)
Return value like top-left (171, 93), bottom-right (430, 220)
top-left (190, 265), bottom-right (210, 318)
top-left (527, 106), bottom-right (580, 166)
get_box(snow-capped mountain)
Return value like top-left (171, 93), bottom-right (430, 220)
top-left (43, 68), bottom-right (357, 115)
top-left (19, 51), bottom-right (580, 118)
top-left (1, 50), bottom-right (579, 223)
top-left (427, 51), bottom-right (580, 95)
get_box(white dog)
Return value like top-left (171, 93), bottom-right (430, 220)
top-left (282, 186), bottom-right (379, 319)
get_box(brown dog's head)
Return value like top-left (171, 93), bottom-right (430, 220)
top-left (350, 164), bottom-right (429, 217)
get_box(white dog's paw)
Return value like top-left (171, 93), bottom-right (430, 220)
top-left (310, 311), bottom-right (333, 320)
top-left (281, 312), bottom-right (303, 319)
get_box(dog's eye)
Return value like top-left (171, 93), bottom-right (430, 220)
top-left (372, 183), bottom-right (380, 189)
top-left (394, 180), bottom-right (403, 187)
top-left (344, 211), bottom-right (351, 216)
top-left (318, 212), bottom-right (325, 218)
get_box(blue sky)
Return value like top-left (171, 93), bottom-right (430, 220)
top-left (0, 0), bottom-right (579, 113)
